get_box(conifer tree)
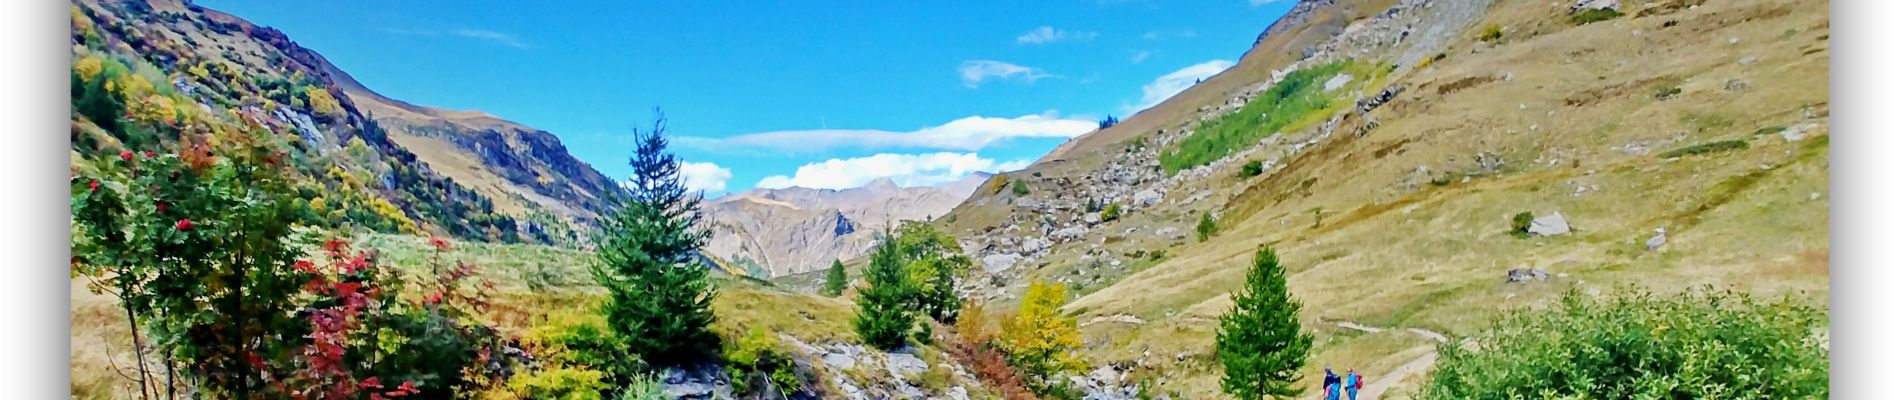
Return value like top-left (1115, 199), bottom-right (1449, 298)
top-left (853, 238), bottom-right (915, 350)
top-left (591, 111), bottom-right (718, 371)
top-left (822, 259), bottom-right (848, 297)
top-left (1197, 211), bottom-right (1218, 242)
top-left (1216, 245), bottom-right (1313, 400)
top-left (999, 281), bottom-right (1085, 391)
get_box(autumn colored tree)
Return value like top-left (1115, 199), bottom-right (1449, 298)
top-left (821, 259), bottom-right (848, 297)
top-left (999, 281), bottom-right (1085, 391)
top-left (590, 111), bottom-right (719, 372)
top-left (1216, 245), bottom-right (1313, 400)
top-left (853, 238), bottom-right (915, 350)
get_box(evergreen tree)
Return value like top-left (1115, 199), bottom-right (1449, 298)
top-left (821, 259), bottom-right (848, 297)
top-left (853, 238), bottom-right (915, 350)
top-left (1216, 245), bottom-right (1313, 400)
top-left (591, 111), bottom-right (718, 371)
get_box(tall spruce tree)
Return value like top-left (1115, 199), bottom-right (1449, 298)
top-left (1216, 245), bottom-right (1313, 400)
top-left (591, 111), bottom-right (718, 370)
top-left (822, 259), bottom-right (848, 297)
top-left (853, 238), bottom-right (915, 350)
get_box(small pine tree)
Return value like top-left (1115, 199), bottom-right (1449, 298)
top-left (854, 238), bottom-right (915, 350)
top-left (1010, 179), bottom-right (1030, 196)
top-left (1216, 245), bottom-right (1313, 400)
top-left (822, 259), bottom-right (848, 297)
top-left (591, 111), bottom-right (719, 371)
top-left (1196, 211), bottom-right (1218, 242)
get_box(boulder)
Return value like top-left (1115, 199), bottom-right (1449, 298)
top-left (1506, 268), bottom-right (1551, 283)
top-left (1646, 228), bottom-right (1668, 252)
top-left (1528, 212), bottom-right (1571, 236)
top-left (1570, 0), bottom-right (1620, 12)
top-left (1131, 188), bottom-right (1165, 207)
top-left (982, 253), bottom-right (1021, 273)
top-left (1155, 227), bottom-right (1183, 240)
top-left (1053, 226), bottom-right (1089, 241)
top-left (885, 353), bottom-right (928, 377)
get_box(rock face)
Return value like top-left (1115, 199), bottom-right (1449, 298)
top-left (703, 173), bottom-right (993, 277)
top-left (1529, 212), bottom-right (1572, 236)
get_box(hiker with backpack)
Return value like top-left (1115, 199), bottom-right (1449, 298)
top-left (1344, 368), bottom-right (1363, 400)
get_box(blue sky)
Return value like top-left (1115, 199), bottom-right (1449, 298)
top-left (198, 1), bottom-right (1296, 195)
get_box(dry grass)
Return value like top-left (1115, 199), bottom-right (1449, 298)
top-left (988, 0), bottom-right (1833, 396)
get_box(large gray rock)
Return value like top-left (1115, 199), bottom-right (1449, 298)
top-left (1571, 0), bottom-right (1620, 12)
top-left (982, 253), bottom-right (1022, 273)
top-left (1053, 226), bottom-right (1089, 241)
top-left (1646, 228), bottom-right (1668, 252)
top-left (1528, 212), bottom-right (1571, 236)
top-left (1131, 189), bottom-right (1165, 207)
top-left (885, 353), bottom-right (928, 377)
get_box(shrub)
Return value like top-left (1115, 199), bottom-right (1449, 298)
top-left (1659, 139), bottom-right (1749, 158)
top-left (1478, 23), bottom-right (1504, 42)
top-left (1511, 211), bottom-right (1534, 236)
top-left (1011, 179), bottom-right (1030, 196)
top-left (1099, 203), bottom-right (1122, 222)
top-left (1653, 85), bottom-right (1683, 100)
top-left (1239, 160), bottom-right (1264, 177)
top-left (723, 328), bottom-right (799, 397)
top-left (1419, 288), bottom-right (1828, 399)
top-left (1196, 211), bottom-right (1218, 242)
top-left (983, 175), bottom-right (1010, 195)
top-left (1571, 8), bottom-right (1623, 25)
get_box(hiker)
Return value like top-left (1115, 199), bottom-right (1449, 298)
top-left (1324, 367), bottom-right (1341, 400)
top-left (1344, 368), bottom-right (1363, 400)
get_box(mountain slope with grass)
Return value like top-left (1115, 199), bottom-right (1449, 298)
top-left (70, 0), bottom-right (623, 245)
top-left (936, 0), bottom-right (1829, 397)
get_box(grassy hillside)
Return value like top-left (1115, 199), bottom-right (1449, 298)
top-left (936, 0), bottom-right (1829, 397)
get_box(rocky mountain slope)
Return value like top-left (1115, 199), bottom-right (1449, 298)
top-left (933, 0), bottom-right (1828, 397)
top-left (69, 0), bottom-right (623, 245)
top-left (704, 174), bottom-right (991, 277)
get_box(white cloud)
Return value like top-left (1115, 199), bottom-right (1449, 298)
top-left (1016, 26), bottom-right (1098, 44)
top-left (1248, 0), bottom-right (1286, 5)
top-left (1121, 59), bottom-right (1235, 114)
top-left (959, 60), bottom-right (1056, 87)
top-left (1130, 50), bottom-right (1152, 64)
top-left (679, 161), bottom-right (733, 194)
top-left (1141, 29), bottom-right (1198, 41)
top-left (449, 28), bottom-right (531, 49)
top-left (756, 153), bottom-right (1030, 190)
top-left (679, 113), bottom-right (1097, 153)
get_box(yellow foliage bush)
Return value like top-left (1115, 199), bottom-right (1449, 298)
top-left (367, 196), bottom-right (420, 234)
top-left (303, 85), bottom-right (343, 117)
top-left (74, 55), bottom-right (105, 82)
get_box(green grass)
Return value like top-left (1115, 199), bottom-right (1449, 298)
top-left (1570, 8), bottom-right (1623, 25)
top-left (1160, 59), bottom-right (1358, 174)
top-left (1658, 139), bottom-right (1749, 158)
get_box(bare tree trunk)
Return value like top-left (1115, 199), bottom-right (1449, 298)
top-left (123, 300), bottom-right (152, 400)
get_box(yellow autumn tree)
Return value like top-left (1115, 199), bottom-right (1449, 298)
top-left (303, 86), bottom-right (342, 118)
top-left (999, 280), bottom-right (1086, 389)
top-left (74, 55), bottom-right (105, 82)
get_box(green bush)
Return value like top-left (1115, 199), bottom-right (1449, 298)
top-left (1419, 288), bottom-right (1828, 399)
top-left (1011, 179), bottom-right (1030, 196)
top-left (1653, 85), bottom-right (1682, 100)
top-left (1196, 211), bottom-right (1218, 242)
top-left (1571, 8), bottom-right (1623, 25)
top-left (1161, 60), bottom-right (1354, 174)
top-left (1510, 211), bottom-right (1534, 236)
top-left (1239, 160), bottom-right (1264, 177)
top-left (1099, 203), bottom-right (1122, 222)
top-left (724, 328), bottom-right (799, 396)
top-left (1659, 139), bottom-right (1749, 158)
